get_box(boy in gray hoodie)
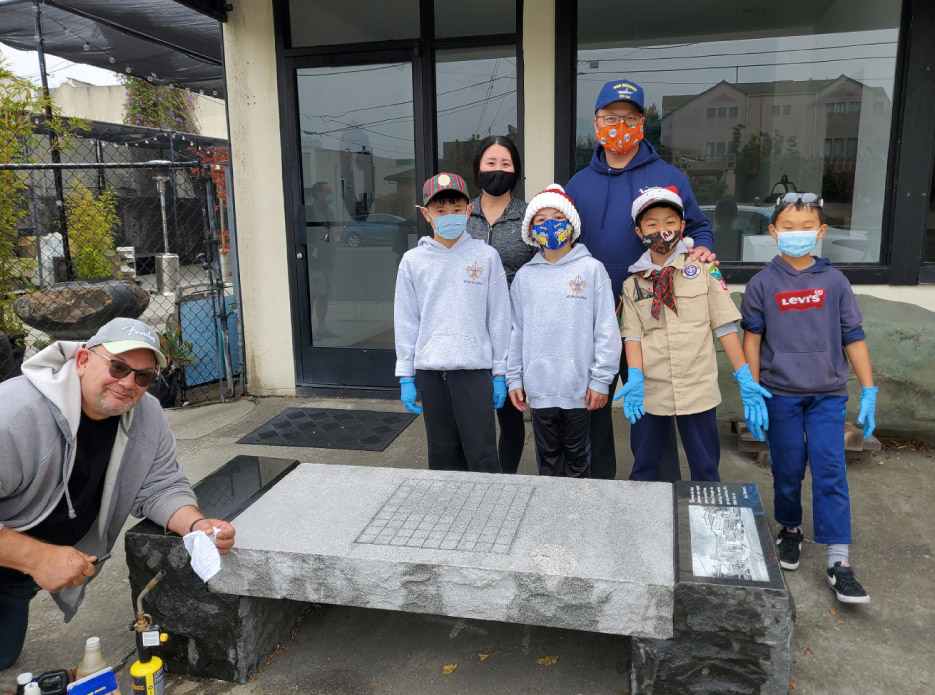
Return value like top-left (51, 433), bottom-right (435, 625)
top-left (394, 173), bottom-right (511, 473)
top-left (506, 185), bottom-right (621, 477)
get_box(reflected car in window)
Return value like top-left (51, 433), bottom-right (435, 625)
top-left (700, 205), bottom-right (872, 263)
top-left (340, 214), bottom-right (417, 248)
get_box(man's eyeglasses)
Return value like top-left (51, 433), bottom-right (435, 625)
top-left (777, 192), bottom-right (823, 207)
top-left (597, 114), bottom-right (642, 128)
top-left (88, 348), bottom-right (158, 387)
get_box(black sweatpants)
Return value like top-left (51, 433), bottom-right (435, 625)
top-left (589, 337), bottom-right (681, 481)
top-left (531, 407), bottom-right (590, 477)
top-left (496, 396), bottom-right (526, 474)
top-left (417, 369), bottom-right (500, 473)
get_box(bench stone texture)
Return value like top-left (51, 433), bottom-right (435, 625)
top-left (210, 463), bottom-right (676, 639)
top-left (125, 455), bottom-right (306, 683)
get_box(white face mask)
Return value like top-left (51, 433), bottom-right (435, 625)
top-left (776, 230), bottom-right (818, 257)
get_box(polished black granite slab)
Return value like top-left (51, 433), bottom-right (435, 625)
top-left (125, 455), bottom-right (307, 682)
top-left (631, 482), bottom-right (794, 695)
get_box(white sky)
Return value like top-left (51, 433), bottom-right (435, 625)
top-left (0, 43), bottom-right (120, 87)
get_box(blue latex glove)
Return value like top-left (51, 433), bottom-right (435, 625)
top-left (492, 375), bottom-right (507, 409)
top-left (400, 377), bottom-right (422, 415)
top-left (733, 364), bottom-right (772, 442)
top-left (613, 367), bottom-right (645, 424)
top-left (857, 386), bottom-right (878, 439)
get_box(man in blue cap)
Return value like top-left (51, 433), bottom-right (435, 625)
top-left (565, 79), bottom-right (717, 480)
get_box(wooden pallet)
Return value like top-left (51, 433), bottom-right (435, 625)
top-left (733, 421), bottom-right (880, 467)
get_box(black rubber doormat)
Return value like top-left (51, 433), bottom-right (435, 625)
top-left (237, 408), bottom-right (418, 452)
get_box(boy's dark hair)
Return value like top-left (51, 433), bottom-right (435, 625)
top-left (310, 181), bottom-right (331, 196)
top-left (770, 194), bottom-right (826, 226)
top-left (427, 189), bottom-right (470, 206)
top-left (472, 135), bottom-right (522, 192)
top-left (635, 201), bottom-right (684, 229)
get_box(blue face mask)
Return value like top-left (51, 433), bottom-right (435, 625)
top-left (324, 194), bottom-right (335, 205)
top-left (530, 219), bottom-right (573, 251)
top-left (431, 212), bottom-right (468, 240)
top-left (776, 230), bottom-right (818, 258)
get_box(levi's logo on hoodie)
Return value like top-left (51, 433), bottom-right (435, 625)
top-left (775, 288), bottom-right (825, 312)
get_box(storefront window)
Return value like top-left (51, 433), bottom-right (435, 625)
top-left (289, 0), bottom-right (419, 48)
top-left (436, 46), bottom-right (520, 197)
top-left (296, 63), bottom-right (417, 349)
top-left (435, 0), bottom-right (515, 39)
top-left (576, 0), bottom-right (901, 263)
top-left (926, 158), bottom-right (935, 264)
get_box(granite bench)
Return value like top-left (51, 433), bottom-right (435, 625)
top-left (127, 459), bottom-right (794, 694)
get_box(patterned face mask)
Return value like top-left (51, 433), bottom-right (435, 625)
top-left (530, 219), bottom-right (573, 250)
top-left (596, 121), bottom-right (644, 156)
top-left (640, 228), bottom-right (682, 255)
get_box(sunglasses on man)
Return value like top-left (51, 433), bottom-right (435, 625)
top-left (88, 348), bottom-right (159, 387)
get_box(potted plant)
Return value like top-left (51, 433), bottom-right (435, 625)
top-left (148, 320), bottom-right (195, 407)
top-left (1, 61), bottom-right (85, 373)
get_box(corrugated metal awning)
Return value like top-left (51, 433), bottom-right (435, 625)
top-left (0, 0), bottom-right (226, 97)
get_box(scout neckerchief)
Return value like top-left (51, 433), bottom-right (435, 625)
top-left (650, 266), bottom-right (678, 319)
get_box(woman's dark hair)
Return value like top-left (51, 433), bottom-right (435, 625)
top-left (472, 135), bottom-right (522, 192)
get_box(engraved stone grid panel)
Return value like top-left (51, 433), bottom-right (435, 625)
top-left (355, 479), bottom-right (534, 554)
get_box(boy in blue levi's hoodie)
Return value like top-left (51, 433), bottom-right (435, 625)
top-left (506, 185), bottom-right (621, 477)
top-left (741, 192), bottom-right (877, 604)
top-left (394, 173), bottom-right (511, 474)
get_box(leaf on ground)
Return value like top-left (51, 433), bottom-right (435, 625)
top-left (837, 619), bottom-right (845, 625)
top-left (442, 664), bottom-right (457, 675)
top-left (829, 608), bottom-right (837, 615)
top-left (804, 648), bottom-right (813, 655)
top-left (790, 683), bottom-right (796, 690)
top-left (478, 654), bottom-right (490, 661)
top-left (537, 655), bottom-right (558, 666)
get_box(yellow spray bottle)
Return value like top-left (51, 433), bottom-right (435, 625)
top-left (129, 570), bottom-right (169, 695)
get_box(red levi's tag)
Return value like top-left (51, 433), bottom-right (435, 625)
top-left (775, 288), bottom-right (826, 312)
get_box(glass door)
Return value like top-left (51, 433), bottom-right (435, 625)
top-left (293, 60), bottom-right (420, 387)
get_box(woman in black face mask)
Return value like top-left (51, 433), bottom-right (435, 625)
top-left (466, 135), bottom-right (535, 475)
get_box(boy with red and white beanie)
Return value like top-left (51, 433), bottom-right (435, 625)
top-left (506, 185), bottom-right (621, 477)
top-left (615, 186), bottom-right (766, 483)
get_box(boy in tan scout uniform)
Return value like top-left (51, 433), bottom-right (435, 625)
top-left (614, 187), bottom-right (772, 481)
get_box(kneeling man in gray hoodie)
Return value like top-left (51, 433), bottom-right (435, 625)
top-left (0, 317), bottom-right (235, 670)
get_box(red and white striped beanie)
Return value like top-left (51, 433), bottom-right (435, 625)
top-left (521, 184), bottom-right (582, 247)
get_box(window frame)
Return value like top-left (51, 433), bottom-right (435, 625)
top-left (556, 0), bottom-right (934, 285)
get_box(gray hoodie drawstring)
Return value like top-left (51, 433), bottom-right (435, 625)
top-left (62, 439), bottom-right (76, 519)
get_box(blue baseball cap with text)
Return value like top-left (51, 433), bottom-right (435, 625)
top-left (594, 79), bottom-right (645, 114)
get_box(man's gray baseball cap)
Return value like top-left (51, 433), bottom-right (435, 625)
top-left (85, 318), bottom-right (167, 369)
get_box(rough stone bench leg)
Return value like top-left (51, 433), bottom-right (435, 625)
top-left (631, 482), bottom-right (795, 695)
top-left (125, 456), bottom-right (309, 683)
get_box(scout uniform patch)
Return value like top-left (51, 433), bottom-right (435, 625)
top-left (682, 264), bottom-right (700, 279)
top-left (710, 265), bottom-right (728, 290)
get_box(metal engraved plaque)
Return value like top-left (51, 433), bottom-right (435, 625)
top-left (674, 481), bottom-right (784, 589)
top-left (355, 479), bottom-right (534, 554)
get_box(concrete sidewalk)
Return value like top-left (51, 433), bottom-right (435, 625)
top-left (2, 395), bottom-right (934, 694)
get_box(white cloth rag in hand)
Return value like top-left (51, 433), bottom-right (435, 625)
top-left (182, 527), bottom-right (223, 582)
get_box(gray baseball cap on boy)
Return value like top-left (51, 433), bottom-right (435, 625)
top-left (85, 317), bottom-right (167, 368)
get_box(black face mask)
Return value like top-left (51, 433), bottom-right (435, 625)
top-left (478, 170), bottom-right (517, 196)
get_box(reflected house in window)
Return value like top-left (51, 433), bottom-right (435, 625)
top-left (660, 76), bottom-right (892, 204)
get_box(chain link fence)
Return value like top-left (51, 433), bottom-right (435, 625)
top-left (0, 120), bottom-right (243, 405)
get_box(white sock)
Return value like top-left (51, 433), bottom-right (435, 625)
top-left (827, 544), bottom-right (849, 568)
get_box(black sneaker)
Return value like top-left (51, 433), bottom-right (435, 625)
top-left (827, 562), bottom-right (870, 604)
top-left (776, 528), bottom-right (803, 570)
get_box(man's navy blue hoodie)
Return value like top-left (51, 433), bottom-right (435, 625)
top-left (740, 255), bottom-right (866, 398)
top-left (565, 141), bottom-right (714, 301)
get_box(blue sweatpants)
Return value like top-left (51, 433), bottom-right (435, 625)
top-left (765, 394), bottom-right (851, 544)
top-left (630, 409), bottom-right (720, 482)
